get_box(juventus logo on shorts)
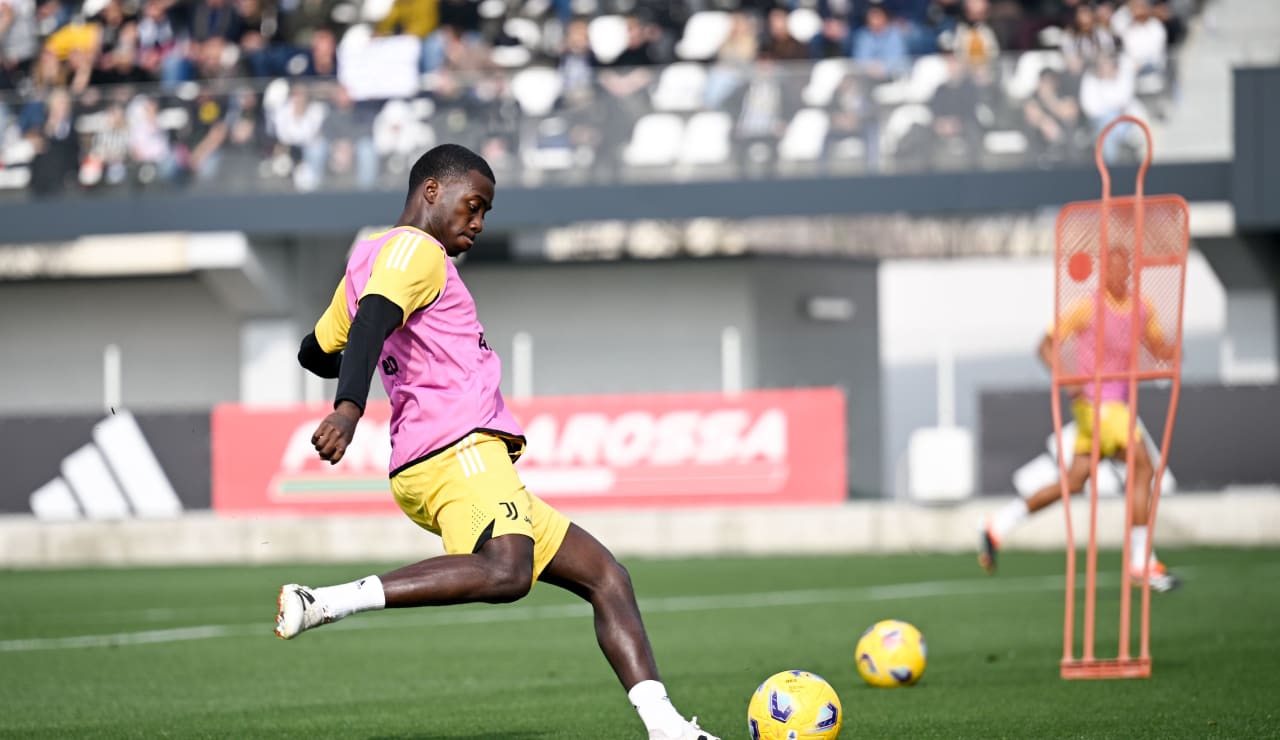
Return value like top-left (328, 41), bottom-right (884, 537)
top-left (500, 501), bottom-right (518, 521)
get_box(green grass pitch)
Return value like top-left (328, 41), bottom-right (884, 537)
top-left (1, 547), bottom-right (1277, 739)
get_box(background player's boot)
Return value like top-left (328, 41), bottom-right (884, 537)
top-left (648, 717), bottom-right (720, 740)
top-left (274, 583), bottom-right (339, 639)
top-left (1130, 561), bottom-right (1180, 593)
top-left (977, 520), bottom-right (999, 575)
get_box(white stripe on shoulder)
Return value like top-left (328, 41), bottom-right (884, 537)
top-left (382, 235), bottom-right (407, 271)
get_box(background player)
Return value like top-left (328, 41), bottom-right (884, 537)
top-left (979, 246), bottom-right (1180, 592)
top-left (274, 144), bottom-right (719, 740)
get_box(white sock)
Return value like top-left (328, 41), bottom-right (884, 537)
top-left (314, 575), bottom-right (386, 619)
top-left (1129, 526), bottom-right (1156, 569)
top-left (628, 680), bottom-right (687, 737)
top-left (990, 499), bottom-right (1030, 542)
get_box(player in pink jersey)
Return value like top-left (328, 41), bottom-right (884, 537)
top-left (274, 145), bottom-right (719, 740)
top-left (979, 247), bottom-right (1181, 591)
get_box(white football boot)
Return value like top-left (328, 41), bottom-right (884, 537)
top-left (274, 584), bottom-right (339, 639)
top-left (648, 717), bottom-right (720, 740)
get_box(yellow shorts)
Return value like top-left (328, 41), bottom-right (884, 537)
top-left (1072, 399), bottom-right (1142, 458)
top-left (390, 432), bottom-right (571, 583)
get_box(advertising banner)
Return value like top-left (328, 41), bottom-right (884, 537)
top-left (212, 388), bottom-right (847, 514)
top-left (0, 410), bottom-right (210, 519)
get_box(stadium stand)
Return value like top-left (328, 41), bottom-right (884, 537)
top-left (0, 0), bottom-right (1203, 196)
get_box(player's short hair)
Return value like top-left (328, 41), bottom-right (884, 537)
top-left (406, 144), bottom-right (495, 202)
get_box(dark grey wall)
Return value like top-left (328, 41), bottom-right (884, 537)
top-left (1233, 66), bottom-right (1280, 231)
top-left (980, 383), bottom-right (1280, 491)
top-left (748, 261), bottom-right (881, 496)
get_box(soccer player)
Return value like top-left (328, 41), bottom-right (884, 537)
top-left (275, 144), bottom-right (720, 740)
top-left (979, 246), bottom-right (1180, 592)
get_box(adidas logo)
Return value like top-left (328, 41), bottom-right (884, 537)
top-left (29, 410), bottom-right (183, 521)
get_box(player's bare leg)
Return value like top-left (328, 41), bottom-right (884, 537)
top-left (538, 524), bottom-right (719, 740)
top-left (1125, 441), bottom-right (1179, 591)
top-left (980, 455), bottom-right (1091, 574)
top-left (275, 534), bottom-right (534, 639)
top-left (380, 533), bottom-right (533, 606)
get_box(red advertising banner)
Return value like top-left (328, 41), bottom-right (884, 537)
top-left (212, 388), bottom-right (846, 514)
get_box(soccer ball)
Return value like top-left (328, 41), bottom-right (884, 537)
top-left (855, 619), bottom-right (927, 687)
top-left (746, 670), bottom-right (843, 740)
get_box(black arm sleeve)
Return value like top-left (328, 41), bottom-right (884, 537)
top-left (334, 294), bottom-right (404, 412)
top-left (297, 332), bottom-right (342, 379)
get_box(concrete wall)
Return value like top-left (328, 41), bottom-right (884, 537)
top-left (2, 491), bottom-right (1275, 567)
top-left (0, 276), bottom-right (240, 413)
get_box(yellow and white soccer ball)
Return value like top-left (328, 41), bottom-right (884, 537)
top-left (747, 670), bottom-right (843, 740)
top-left (855, 619), bottom-right (927, 688)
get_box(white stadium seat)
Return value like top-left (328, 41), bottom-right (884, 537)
top-left (651, 63), bottom-right (708, 112)
top-left (511, 67), bottom-right (564, 117)
top-left (679, 111), bottom-right (732, 165)
top-left (623, 113), bottom-right (685, 167)
top-left (778, 108), bottom-right (829, 162)
top-left (674, 11), bottom-right (732, 62)
top-left (588, 15), bottom-right (628, 65)
top-left (802, 58), bottom-right (852, 108)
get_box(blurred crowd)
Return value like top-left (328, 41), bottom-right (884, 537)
top-left (0, 0), bottom-right (1204, 196)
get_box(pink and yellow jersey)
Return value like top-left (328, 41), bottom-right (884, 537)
top-left (1053, 293), bottom-right (1166, 403)
top-left (313, 226), bottom-right (523, 475)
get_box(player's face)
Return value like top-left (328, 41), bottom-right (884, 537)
top-left (430, 169), bottom-right (494, 256)
top-left (1104, 249), bottom-right (1130, 297)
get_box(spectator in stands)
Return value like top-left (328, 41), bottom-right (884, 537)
top-left (852, 3), bottom-right (908, 81)
top-left (33, 0), bottom-right (68, 45)
top-left (376, 0), bottom-right (438, 38)
top-left (1112, 0), bottom-right (1166, 74)
top-left (136, 0), bottom-right (176, 76)
top-left (182, 89), bottom-right (230, 182)
top-left (1060, 1), bottom-right (1116, 78)
top-left (558, 17), bottom-right (598, 107)
top-left (703, 10), bottom-right (756, 108)
top-left (278, 0), bottom-right (340, 46)
top-left (216, 88), bottom-right (270, 186)
top-left (16, 47), bottom-right (61, 129)
top-left (0, 0), bottom-right (41, 88)
top-left (84, 100), bottom-right (131, 186)
top-left (127, 93), bottom-right (180, 183)
top-left (189, 0), bottom-right (245, 43)
top-left (300, 25), bottom-right (336, 75)
top-left (826, 71), bottom-right (879, 171)
top-left (927, 51), bottom-right (981, 166)
top-left (947, 0), bottom-right (999, 66)
top-left (320, 82), bottom-right (377, 189)
top-left (92, 22), bottom-right (152, 84)
top-left (91, 0), bottom-right (132, 58)
top-left (1079, 52), bottom-right (1137, 163)
top-left (760, 7), bottom-right (809, 61)
top-left (1021, 67), bottom-right (1079, 162)
top-left (27, 87), bottom-right (78, 195)
top-left (732, 55), bottom-right (790, 173)
top-left (271, 83), bottom-right (326, 190)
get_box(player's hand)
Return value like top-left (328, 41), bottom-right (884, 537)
top-left (312, 401), bottom-right (362, 465)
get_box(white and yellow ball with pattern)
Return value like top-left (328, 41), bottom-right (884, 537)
top-left (855, 619), bottom-right (927, 688)
top-left (746, 670), bottom-right (843, 740)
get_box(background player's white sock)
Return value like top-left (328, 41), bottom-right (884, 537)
top-left (990, 499), bottom-right (1030, 542)
top-left (1129, 526), bottom-right (1156, 569)
top-left (314, 576), bottom-right (385, 619)
top-left (628, 680), bottom-right (687, 737)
